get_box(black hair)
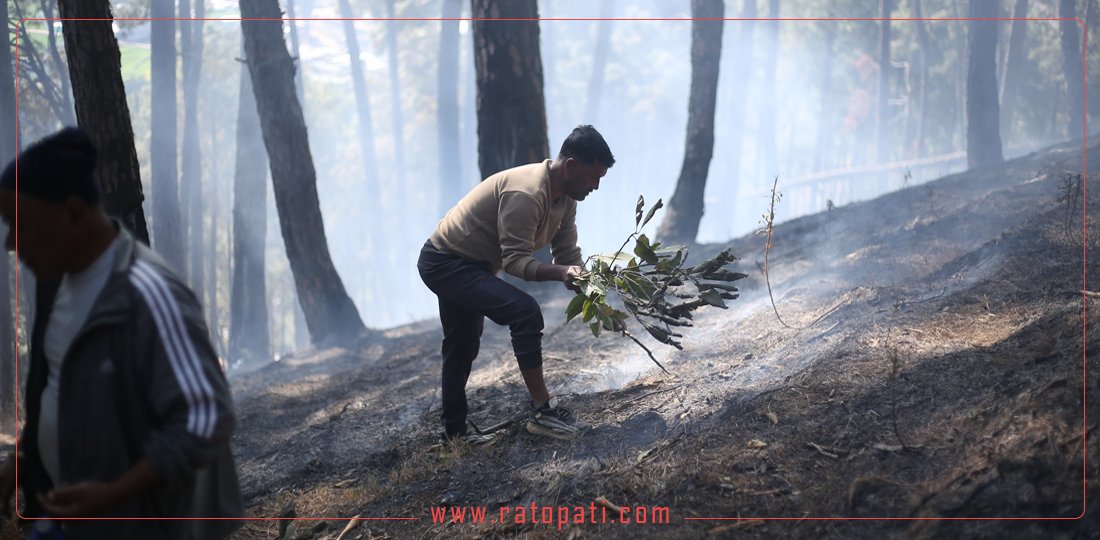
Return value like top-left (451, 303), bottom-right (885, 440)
top-left (0, 126), bottom-right (101, 204)
top-left (557, 125), bottom-right (615, 168)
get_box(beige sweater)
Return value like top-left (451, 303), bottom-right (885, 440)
top-left (430, 160), bottom-right (583, 280)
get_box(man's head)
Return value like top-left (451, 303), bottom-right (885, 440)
top-left (557, 125), bottom-right (615, 202)
top-left (0, 127), bottom-right (107, 279)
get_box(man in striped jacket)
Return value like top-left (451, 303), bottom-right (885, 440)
top-left (0, 128), bottom-right (241, 539)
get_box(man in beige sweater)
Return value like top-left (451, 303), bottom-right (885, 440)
top-left (417, 125), bottom-right (614, 442)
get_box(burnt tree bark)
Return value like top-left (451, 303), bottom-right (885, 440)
top-left (437, 0), bottom-right (462, 216)
top-left (286, 0), bottom-right (306, 107)
top-left (1060, 0), bottom-right (1085, 141)
top-left (657, 0), bottom-right (724, 245)
top-left (150, 0), bottom-right (184, 269)
top-left (230, 48), bottom-right (271, 365)
top-left (58, 0), bottom-right (149, 242)
top-left (471, 0), bottom-right (549, 178)
top-left (966, 0), bottom-right (1004, 169)
top-left (239, 0), bottom-right (367, 346)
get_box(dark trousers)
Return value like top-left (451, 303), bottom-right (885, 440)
top-left (417, 240), bottom-right (544, 436)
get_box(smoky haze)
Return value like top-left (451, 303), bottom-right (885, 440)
top-left (10, 0), bottom-right (1089, 367)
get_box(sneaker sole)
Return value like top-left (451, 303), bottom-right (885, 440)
top-left (526, 420), bottom-right (585, 440)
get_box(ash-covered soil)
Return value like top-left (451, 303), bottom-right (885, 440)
top-left (226, 138), bottom-right (1097, 540)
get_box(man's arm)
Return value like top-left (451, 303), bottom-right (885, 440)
top-left (549, 201), bottom-right (583, 267)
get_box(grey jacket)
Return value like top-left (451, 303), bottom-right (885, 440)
top-left (20, 224), bottom-right (242, 539)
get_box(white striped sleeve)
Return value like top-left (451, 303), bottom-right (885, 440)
top-left (129, 260), bottom-right (218, 439)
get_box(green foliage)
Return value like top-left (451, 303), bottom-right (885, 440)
top-left (565, 196), bottom-right (746, 350)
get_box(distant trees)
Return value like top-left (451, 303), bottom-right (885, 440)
top-left (966, 0), bottom-right (1004, 168)
top-left (181, 0), bottom-right (207, 291)
top-left (584, 0), bottom-right (615, 125)
top-left (1059, 0), bottom-right (1085, 141)
top-left (876, 0), bottom-right (893, 163)
top-left (1000, 0), bottom-right (1029, 143)
top-left (337, 0), bottom-right (379, 198)
top-left (471, 0), bottom-right (549, 178)
top-left (150, 0), bottom-right (184, 268)
top-left (0, 0), bottom-right (16, 427)
top-left (657, 0), bottom-right (724, 245)
top-left (229, 44), bottom-right (271, 365)
top-left (437, 0), bottom-right (462, 215)
top-left (239, 0), bottom-right (367, 346)
top-left (58, 0), bottom-right (148, 242)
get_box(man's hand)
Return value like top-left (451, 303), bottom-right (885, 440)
top-left (0, 455), bottom-right (15, 518)
top-left (36, 481), bottom-right (120, 518)
top-left (563, 266), bottom-right (584, 293)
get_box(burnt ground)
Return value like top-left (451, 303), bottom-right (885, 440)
top-left (6, 138), bottom-right (1090, 540)
top-left (222, 138), bottom-right (1098, 540)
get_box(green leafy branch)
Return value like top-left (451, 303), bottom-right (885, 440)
top-left (564, 195), bottom-right (747, 375)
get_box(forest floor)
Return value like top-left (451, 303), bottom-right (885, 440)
top-left (0, 136), bottom-right (1079, 539)
top-left (224, 137), bottom-right (1098, 540)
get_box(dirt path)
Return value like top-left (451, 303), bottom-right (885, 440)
top-left (228, 139), bottom-right (1096, 539)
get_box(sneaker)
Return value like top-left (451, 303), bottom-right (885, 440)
top-left (526, 397), bottom-right (590, 440)
top-left (443, 430), bottom-right (496, 446)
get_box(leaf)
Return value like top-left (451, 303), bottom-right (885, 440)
top-left (700, 290), bottom-right (728, 308)
top-left (582, 299), bottom-right (597, 322)
top-left (747, 439), bottom-right (768, 449)
top-left (641, 198), bottom-right (664, 228)
top-left (566, 294), bottom-right (586, 322)
top-left (704, 270), bottom-right (748, 282)
top-left (635, 195), bottom-right (645, 227)
top-left (633, 235), bottom-right (659, 265)
top-left (765, 412), bottom-right (779, 425)
top-left (590, 321), bottom-right (602, 337)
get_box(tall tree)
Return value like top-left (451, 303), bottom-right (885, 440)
top-left (181, 0), bottom-right (206, 290)
top-left (337, 0), bottom-right (379, 196)
top-left (150, 0), bottom-right (184, 268)
top-left (1059, 0), bottom-right (1085, 141)
top-left (657, 0), bottom-right (724, 245)
top-left (912, 0), bottom-right (931, 158)
top-left (966, 0), bottom-right (1004, 168)
top-left (385, 0), bottom-right (407, 188)
top-left (876, 0), bottom-right (893, 163)
top-left (437, 0), bottom-right (462, 216)
top-left (286, 0), bottom-right (306, 106)
top-left (229, 48), bottom-right (271, 365)
top-left (812, 14), bottom-right (837, 171)
top-left (0, 0), bottom-right (17, 427)
top-left (999, 0), bottom-right (1029, 144)
top-left (471, 0), bottom-right (549, 178)
top-left (758, 0), bottom-right (779, 178)
top-left (723, 0), bottom-right (755, 185)
top-left (58, 0), bottom-right (149, 242)
top-left (38, 0), bottom-right (75, 125)
top-left (239, 0), bottom-right (367, 346)
top-left (583, 0), bottom-right (615, 125)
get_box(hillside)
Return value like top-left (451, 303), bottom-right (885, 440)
top-left (226, 138), bottom-right (1097, 539)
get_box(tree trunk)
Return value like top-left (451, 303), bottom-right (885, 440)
top-left (876, 0), bottom-right (892, 163)
top-left (913, 0), bottom-right (930, 158)
top-left (286, 0), bottom-right (306, 107)
top-left (205, 107), bottom-right (218, 344)
top-left (385, 0), bottom-right (407, 188)
top-left (657, 0), bottom-right (724, 245)
top-left (437, 0), bottom-right (462, 216)
top-left (0, 0), bottom-right (17, 427)
top-left (471, 0), bottom-right (549, 178)
top-left (58, 0), bottom-right (149, 242)
top-left (758, 0), bottom-right (779, 178)
top-left (1060, 0), bottom-right (1085, 141)
top-left (337, 0), bottom-right (379, 194)
top-left (999, 0), bottom-right (1028, 145)
top-left (812, 15), bottom-right (836, 171)
top-left (724, 0), bottom-right (755, 183)
top-left (966, 0), bottom-right (1004, 169)
top-left (230, 48), bottom-right (271, 365)
top-left (239, 0), bottom-right (367, 346)
top-left (39, 0), bottom-right (75, 125)
top-left (181, 0), bottom-right (206, 292)
top-left (953, 0), bottom-right (967, 150)
top-left (150, 0), bottom-right (184, 269)
top-left (583, 0), bottom-right (615, 125)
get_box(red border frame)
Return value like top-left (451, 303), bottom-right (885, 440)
top-left (6, 15), bottom-right (1091, 527)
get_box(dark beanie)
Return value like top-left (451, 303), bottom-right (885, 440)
top-left (0, 127), bottom-right (101, 204)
